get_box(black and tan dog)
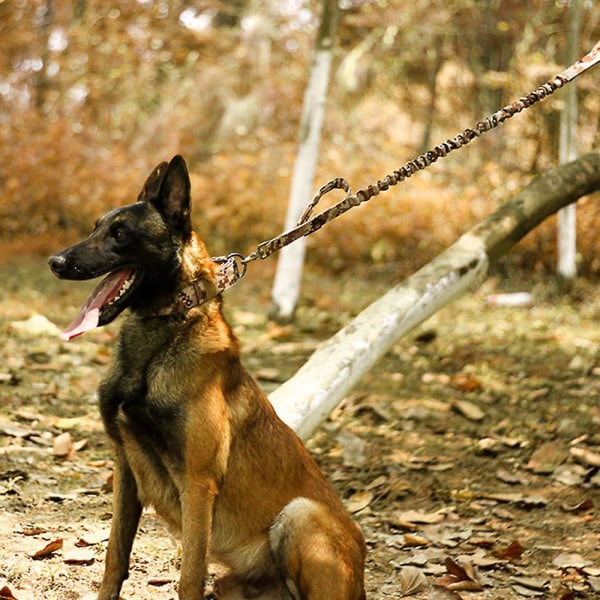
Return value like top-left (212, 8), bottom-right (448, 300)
top-left (48, 156), bottom-right (366, 600)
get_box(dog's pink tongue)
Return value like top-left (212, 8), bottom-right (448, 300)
top-left (62, 269), bottom-right (133, 341)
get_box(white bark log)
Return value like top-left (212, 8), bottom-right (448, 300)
top-left (270, 0), bottom-right (338, 321)
top-left (271, 233), bottom-right (489, 439)
top-left (270, 152), bottom-right (600, 440)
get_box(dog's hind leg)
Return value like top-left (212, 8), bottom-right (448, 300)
top-left (269, 498), bottom-right (366, 600)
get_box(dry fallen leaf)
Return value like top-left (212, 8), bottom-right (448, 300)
top-left (0, 585), bottom-right (18, 600)
top-left (74, 528), bottom-right (110, 547)
top-left (561, 498), bottom-right (593, 513)
top-left (345, 490), bottom-right (373, 513)
top-left (510, 576), bottom-right (549, 594)
top-left (52, 432), bottom-right (75, 459)
top-left (147, 577), bottom-right (175, 587)
top-left (403, 533), bottom-right (429, 547)
top-left (435, 557), bottom-right (484, 592)
top-left (63, 548), bottom-right (95, 566)
top-left (20, 526), bottom-right (48, 536)
top-left (494, 539), bottom-right (525, 561)
top-left (449, 373), bottom-right (483, 392)
top-left (570, 446), bottom-right (600, 468)
top-left (526, 441), bottom-right (566, 474)
top-left (552, 552), bottom-right (590, 569)
top-left (496, 468), bottom-right (529, 485)
top-left (29, 538), bottom-right (63, 560)
top-left (395, 509), bottom-right (445, 525)
top-left (0, 421), bottom-right (35, 438)
top-left (452, 399), bottom-right (485, 422)
top-left (399, 566), bottom-right (428, 597)
top-left (511, 583), bottom-right (545, 597)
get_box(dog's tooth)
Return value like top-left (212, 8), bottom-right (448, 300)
top-left (107, 272), bottom-right (135, 306)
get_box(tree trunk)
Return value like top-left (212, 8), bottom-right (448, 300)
top-left (556, 0), bottom-right (583, 288)
top-left (271, 152), bottom-right (600, 440)
top-left (269, 0), bottom-right (338, 322)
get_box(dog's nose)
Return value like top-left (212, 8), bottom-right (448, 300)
top-left (48, 254), bottom-right (66, 275)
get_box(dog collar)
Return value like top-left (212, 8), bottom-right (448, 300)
top-left (153, 253), bottom-right (247, 317)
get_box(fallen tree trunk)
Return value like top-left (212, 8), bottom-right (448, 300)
top-left (270, 151), bottom-right (600, 440)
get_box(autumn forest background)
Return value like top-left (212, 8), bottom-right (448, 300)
top-left (1, 0), bottom-right (599, 280)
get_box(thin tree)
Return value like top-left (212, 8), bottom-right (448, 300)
top-left (557, 0), bottom-right (583, 288)
top-left (269, 0), bottom-right (339, 322)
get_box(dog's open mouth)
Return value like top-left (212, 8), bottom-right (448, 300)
top-left (62, 269), bottom-right (137, 341)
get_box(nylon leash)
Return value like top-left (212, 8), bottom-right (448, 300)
top-left (213, 40), bottom-right (600, 296)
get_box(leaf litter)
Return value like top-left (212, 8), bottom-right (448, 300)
top-left (1, 265), bottom-right (600, 598)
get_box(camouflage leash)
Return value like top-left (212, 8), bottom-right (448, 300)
top-left (213, 40), bottom-right (600, 297)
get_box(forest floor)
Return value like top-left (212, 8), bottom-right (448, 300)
top-left (0, 258), bottom-right (599, 600)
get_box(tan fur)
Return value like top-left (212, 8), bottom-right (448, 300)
top-left (96, 232), bottom-right (366, 599)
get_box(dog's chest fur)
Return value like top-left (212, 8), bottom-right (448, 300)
top-left (98, 314), bottom-right (222, 531)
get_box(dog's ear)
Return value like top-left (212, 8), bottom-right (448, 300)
top-left (154, 155), bottom-right (192, 237)
top-left (137, 161), bottom-right (169, 203)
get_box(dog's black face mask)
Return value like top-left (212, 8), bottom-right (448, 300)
top-left (48, 156), bottom-right (193, 340)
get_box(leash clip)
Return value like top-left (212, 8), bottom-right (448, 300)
top-left (213, 253), bottom-right (248, 294)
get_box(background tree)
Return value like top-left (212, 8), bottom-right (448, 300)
top-left (269, 0), bottom-right (339, 323)
top-left (556, 0), bottom-right (583, 289)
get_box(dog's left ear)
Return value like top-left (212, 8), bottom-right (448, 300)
top-left (154, 155), bottom-right (192, 238)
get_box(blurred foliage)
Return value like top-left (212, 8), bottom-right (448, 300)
top-left (1, 0), bottom-right (599, 276)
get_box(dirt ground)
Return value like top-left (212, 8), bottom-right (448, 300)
top-left (1, 259), bottom-right (599, 600)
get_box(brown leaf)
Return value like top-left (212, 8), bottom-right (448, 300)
top-left (457, 549), bottom-right (504, 568)
top-left (561, 498), bottom-right (593, 513)
top-left (436, 557), bottom-right (483, 591)
top-left (21, 526), bottom-right (48, 536)
top-left (0, 585), bottom-right (18, 600)
top-left (526, 441), bottom-right (566, 474)
top-left (447, 580), bottom-right (484, 591)
top-left (29, 537), bottom-right (63, 559)
top-left (403, 533), bottom-right (429, 547)
top-left (450, 373), bottom-right (483, 392)
top-left (494, 540), bottom-right (525, 561)
top-left (63, 548), bottom-right (95, 566)
top-left (148, 577), bottom-right (175, 587)
top-left (444, 557), bottom-right (470, 580)
top-left (398, 566), bottom-right (428, 596)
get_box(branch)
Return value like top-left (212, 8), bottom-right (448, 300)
top-left (270, 152), bottom-right (600, 440)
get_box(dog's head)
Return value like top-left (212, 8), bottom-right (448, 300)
top-left (49, 155), bottom-right (206, 340)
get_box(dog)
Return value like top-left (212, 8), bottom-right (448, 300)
top-left (48, 155), bottom-right (366, 600)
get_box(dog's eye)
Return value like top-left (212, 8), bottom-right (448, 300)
top-left (112, 227), bottom-right (128, 244)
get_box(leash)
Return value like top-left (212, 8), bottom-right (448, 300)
top-left (206, 40), bottom-right (600, 302)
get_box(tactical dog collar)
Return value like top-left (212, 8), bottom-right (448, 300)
top-left (153, 253), bottom-right (247, 317)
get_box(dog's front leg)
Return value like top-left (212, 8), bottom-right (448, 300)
top-left (97, 451), bottom-right (142, 600)
top-left (178, 476), bottom-right (218, 600)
